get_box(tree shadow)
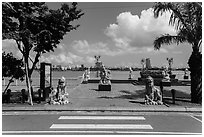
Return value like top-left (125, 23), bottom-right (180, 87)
top-left (97, 88), bottom-right (193, 105)
top-left (163, 97), bottom-right (191, 104)
top-left (129, 100), bottom-right (145, 104)
top-left (98, 96), bottom-right (115, 99)
top-left (162, 89), bottom-right (191, 99)
top-left (97, 89), bottom-right (145, 100)
top-left (90, 88), bottom-right (99, 91)
top-left (117, 89), bottom-right (145, 99)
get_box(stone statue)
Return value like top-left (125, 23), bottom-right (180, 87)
top-left (145, 76), bottom-right (163, 105)
top-left (99, 65), bottom-right (111, 85)
top-left (57, 77), bottom-right (69, 104)
top-left (128, 67), bottom-right (133, 79)
top-left (49, 76), bottom-right (69, 105)
top-left (82, 68), bottom-right (90, 83)
top-left (162, 66), bottom-right (170, 81)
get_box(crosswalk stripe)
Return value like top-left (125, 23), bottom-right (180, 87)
top-left (50, 124), bottom-right (153, 129)
top-left (58, 116), bottom-right (145, 120)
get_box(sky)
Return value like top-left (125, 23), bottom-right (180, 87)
top-left (2, 2), bottom-right (195, 68)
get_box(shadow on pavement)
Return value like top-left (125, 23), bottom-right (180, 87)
top-left (163, 89), bottom-right (191, 99)
top-left (90, 88), bottom-right (99, 91)
top-left (97, 88), bottom-right (196, 106)
top-left (129, 100), bottom-right (145, 104)
top-left (97, 89), bottom-right (145, 100)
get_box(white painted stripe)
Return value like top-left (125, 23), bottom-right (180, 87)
top-left (59, 116), bottom-right (145, 120)
top-left (190, 115), bottom-right (202, 123)
top-left (50, 124), bottom-right (153, 129)
top-left (2, 130), bottom-right (201, 135)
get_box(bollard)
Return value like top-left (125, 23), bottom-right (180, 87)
top-left (160, 82), bottom-right (164, 101)
top-left (16, 80), bottom-right (18, 86)
top-left (7, 89), bottom-right (11, 103)
top-left (21, 89), bottom-right (26, 103)
top-left (171, 89), bottom-right (176, 104)
top-left (38, 89), bottom-right (42, 103)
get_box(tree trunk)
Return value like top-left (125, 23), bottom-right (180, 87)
top-left (3, 77), bottom-right (14, 95)
top-left (24, 56), bottom-right (33, 105)
top-left (29, 52), bottom-right (41, 78)
top-left (188, 50), bottom-right (202, 103)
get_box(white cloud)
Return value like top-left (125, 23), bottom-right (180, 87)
top-left (145, 47), bottom-right (168, 54)
top-left (72, 40), bottom-right (123, 56)
top-left (57, 44), bottom-right (65, 50)
top-left (85, 56), bottom-right (95, 64)
top-left (72, 39), bottom-right (169, 57)
top-left (40, 52), bottom-right (96, 65)
top-left (105, 8), bottom-right (176, 49)
top-left (172, 51), bottom-right (183, 54)
top-left (40, 52), bottom-right (81, 65)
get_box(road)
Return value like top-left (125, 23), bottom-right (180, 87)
top-left (2, 111), bottom-right (202, 135)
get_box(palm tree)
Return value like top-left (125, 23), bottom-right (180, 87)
top-left (153, 2), bottom-right (202, 103)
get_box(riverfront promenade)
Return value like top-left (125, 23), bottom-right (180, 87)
top-left (2, 83), bottom-right (201, 112)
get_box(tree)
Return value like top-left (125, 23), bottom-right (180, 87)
top-left (153, 2), bottom-right (202, 103)
top-left (2, 52), bottom-right (25, 94)
top-left (2, 2), bottom-right (84, 105)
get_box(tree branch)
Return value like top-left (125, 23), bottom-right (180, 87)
top-left (16, 40), bottom-right (24, 55)
top-left (29, 52), bottom-right (41, 77)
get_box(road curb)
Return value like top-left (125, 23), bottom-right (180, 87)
top-left (2, 107), bottom-right (202, 113)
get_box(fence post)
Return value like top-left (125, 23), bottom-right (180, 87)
top-left (7, 89), bottom-right (11, 103)
top-left (21, 89), bottom-right (26, 103)
top-left (38, 89), bottom-right (42, 103)
top-left (171, 89), bottom-right (176, 104)
top-left (160, 81), bottom-right (163, 101)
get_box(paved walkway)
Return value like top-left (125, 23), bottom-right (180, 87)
top-left (2, 84), bottom-right (202, 112)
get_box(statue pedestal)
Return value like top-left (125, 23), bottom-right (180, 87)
top-left (184, 76), bottom-right (189, 79)
top-left (81, 80), bottom-right (88, 84)
top-left (98, 84), bottom-right (111, 91)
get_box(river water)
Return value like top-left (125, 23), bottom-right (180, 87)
top-left (2, 70), bottom-right (189, 88)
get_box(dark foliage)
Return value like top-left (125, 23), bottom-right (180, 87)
top-left (2, 51), bottom-right (25, 80)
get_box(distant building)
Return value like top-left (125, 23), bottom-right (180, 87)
top-left (146, 58), bottom-right (151, 69)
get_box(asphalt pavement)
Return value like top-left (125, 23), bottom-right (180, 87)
top-left (2, 112), bottom-right (202, 135)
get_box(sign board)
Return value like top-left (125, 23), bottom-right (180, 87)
top-left (40, 62), bottom-right (52, 101)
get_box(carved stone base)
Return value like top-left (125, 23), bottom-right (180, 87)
top-left (184, 76), bottom-right (189, 79)
top-left (82, 80), bottom-right (88, 84)
top-left (98, 84), bottom-right (111, 91)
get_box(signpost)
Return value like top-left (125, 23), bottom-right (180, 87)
top-left (40, 62), bottom-right (52, 101)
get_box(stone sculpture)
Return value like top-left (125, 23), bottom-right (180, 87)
top-left (99, 65), bottom-right (111, 85)
top-left (49, 76), bottom-right (70, 105)
top-left (144, 76), bottom-right (163, 105)
top-left (98, 65), bottom-right (111, 91)
top-left (128, 67), bottom-right (133, 79)
top-left (82, 67), bottom-right (90, 83)
top-left (162, 66), bottom-right (170, 81)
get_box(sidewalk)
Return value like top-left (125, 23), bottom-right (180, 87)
top-left (2, 83), bottom-right (202, 113)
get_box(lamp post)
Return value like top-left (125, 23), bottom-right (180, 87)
top-left (166, 57), bottom-right (173, 74)
top-left (141, 58), bottom-right (145, 71)
top-left (94, 55), bottom-right (101, 77)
